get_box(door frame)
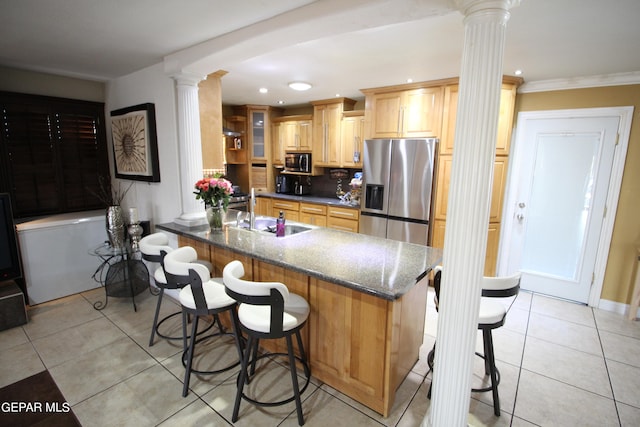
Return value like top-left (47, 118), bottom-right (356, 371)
top-left (498, 106), bottom-right (634, 307)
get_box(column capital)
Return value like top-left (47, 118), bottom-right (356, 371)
top-left (172, 71), bottom-right (207, 87)
top-left (454, 0), bottom-right (521, 16)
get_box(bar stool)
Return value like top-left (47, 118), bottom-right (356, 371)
top-left (163, 246), bottom-right (242, 397)
top-left (139, 233), bottom-right (213, 346)
top-left (427, 268), bottom-right (521, 416)
top-left (223, 260), bottom-right (311, 426)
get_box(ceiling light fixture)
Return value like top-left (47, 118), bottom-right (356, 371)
top-left (514, 69), bottom-right (523, 76)
top-left (288, 81), bottom-right (312, 91)
top-left (259, 87), bottom-right (268, 94)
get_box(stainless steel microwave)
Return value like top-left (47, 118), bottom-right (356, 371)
top-left (284, 153), bottom-right (311, 173)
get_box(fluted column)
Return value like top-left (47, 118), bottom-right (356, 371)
top-left (173, 72), bottom-right (207, 226)
top-left (424, 1), bottom-right (519, 426)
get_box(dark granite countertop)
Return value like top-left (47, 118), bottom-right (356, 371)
top-left (157, 210), bottom-right (441, 301)
top-left (256, 192), bottom-right (359, 209)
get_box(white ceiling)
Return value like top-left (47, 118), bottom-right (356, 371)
top-left (1, 0), bottom-right (639, 107)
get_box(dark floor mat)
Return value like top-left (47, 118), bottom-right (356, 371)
top-left (0, 370), bottom-right (81, 427)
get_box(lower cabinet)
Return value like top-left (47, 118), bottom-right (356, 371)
top-left (309, 279), bottom-right (387, 407)
top-left (271, 199), bottom-right (300, 221)
top-left (309, 276), bottom-right (428, 416)
top-left (327, 206), bottom-right (359, 232)
top-left (299, 203), bottom-right (327, 227)
top-left (261, 197), bottom-right (360, 232)
top-left (254, 196), bottom-right (272, 216)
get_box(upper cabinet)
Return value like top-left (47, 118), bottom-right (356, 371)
top-left (273, 115), bottom-right (313, 154)
top-left (439, 81), bottom-right (518, 156)
top-left (340, 111), bottom-right (365, 168)
top-left (249, 108), bottom-right (267, 162)
top-left (232, 105), bottom-right (282, 164)
top-left (312, 98), bottom-right (356, 167)
top-left (364, 86), bottom-right (443, 139)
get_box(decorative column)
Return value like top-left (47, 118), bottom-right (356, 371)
top-left (173, 72), bottom-right (208, 227)
top-left (424, 1), bottom-right (520, 426)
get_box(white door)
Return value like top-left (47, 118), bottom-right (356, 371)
top-left (502, 114), bottom-right (620, 303)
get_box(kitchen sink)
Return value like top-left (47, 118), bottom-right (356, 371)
top-left (234, 216), bottom-right (313, 237)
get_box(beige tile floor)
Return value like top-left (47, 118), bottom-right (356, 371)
top-left (2, 285), bottom-right (640, 426)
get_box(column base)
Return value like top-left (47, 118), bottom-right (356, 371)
top-left (174, 211), bottom-right (207, 228)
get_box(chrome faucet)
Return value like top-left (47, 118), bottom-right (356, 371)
top-left (249, 188), bottom-right (256, 230)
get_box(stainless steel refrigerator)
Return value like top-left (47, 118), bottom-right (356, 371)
top-left (360, 138), bottom-right (437, 245)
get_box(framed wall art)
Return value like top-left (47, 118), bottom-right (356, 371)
top-left (110, 103), bottom-right (161, 182)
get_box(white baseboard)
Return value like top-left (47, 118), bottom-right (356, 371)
top-left (598, 298), bottom-right (638, 319)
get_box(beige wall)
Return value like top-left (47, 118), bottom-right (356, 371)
top-left (0, 66), bottom-right (105, 102)
top-left (515, 85), bottom-right (640, 304)
top-left (198, 71), bottom-right (226, 171)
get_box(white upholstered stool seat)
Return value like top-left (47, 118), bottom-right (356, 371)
top-left (178, 277), bottom-right (233, 311)
top-left (478, 298), bottom-right (507, 326)
top-left (164, 246), bottom-right (242, 397)
top-left (237, 292), bottom-right (309, 334)
top-left (223, 260), bottom-right (311, 426)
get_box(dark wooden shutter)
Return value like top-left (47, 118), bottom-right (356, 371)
top-left (0, 92), bottom-right (109, 218)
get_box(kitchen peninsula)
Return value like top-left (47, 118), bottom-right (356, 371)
top-left (157, 212), bottom-right (442, 416)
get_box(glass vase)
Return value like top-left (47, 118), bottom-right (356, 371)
top-left (206, 202), bottom-right (225, 232)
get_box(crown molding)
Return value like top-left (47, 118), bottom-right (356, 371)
top-left (518, 71), bottom-right (640, 93)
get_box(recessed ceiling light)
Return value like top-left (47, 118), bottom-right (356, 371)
top-left (277, 100), bottom-right (285, 105)
top-left (514, 69), bottom-right (523, 76)
top-left (407, 78), bottom-right (413, 83)
top-left (335, 93), bottom-right (340, 97)
top-left (259, 87), bottom-right (268, 94)
top-left (288, 82), bottom-right (312, 91)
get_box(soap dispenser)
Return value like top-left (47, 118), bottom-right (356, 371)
top-left (276, 210), bottom-right (286, 237)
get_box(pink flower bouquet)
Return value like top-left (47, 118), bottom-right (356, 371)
top-left (194, 176), bottom-right (234, 211)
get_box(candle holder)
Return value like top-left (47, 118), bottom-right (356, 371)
top-left (128, 222), bottom-right (143, 251)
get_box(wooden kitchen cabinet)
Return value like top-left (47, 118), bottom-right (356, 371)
top-left (434, 156), bottom-right (506, 222)
top-left (231, 105), bottom-right (282, 192)
top-left (272, 199), bottom-right (300, 221)
top-left (254, 196), bottom-right (272, 216)
top-left (299, 202), bottom-right (327, 227)
top-left (310, 279), bottom-right (387, 409)
top-left (327, 206), bottom-right (359, 232)
top-left (284, 117), bottom-right (313, 152)
top-left (429, 220), bottom-right (500, 276)
top-left (248, 107), bottom-right (267, 162)
top-left (312, 98), bottom-right (356, 167)
top-left (271, 122), bottom-right (284, 166)
top-left (309, 274), bottom-right (428, 416)
top-left (439, 82), bottom-right (517, 156)
top-left (341, 111), bottom-right (365, 168)
top-left (366, 86), bottom-right (443, 139)
top-left (430, 76), bottom-right (521, 276)
top-left (273, 115), bottom-right (313, 163)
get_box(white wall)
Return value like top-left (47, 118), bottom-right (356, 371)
top-left (106, 63), bottom-right (184, 227)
